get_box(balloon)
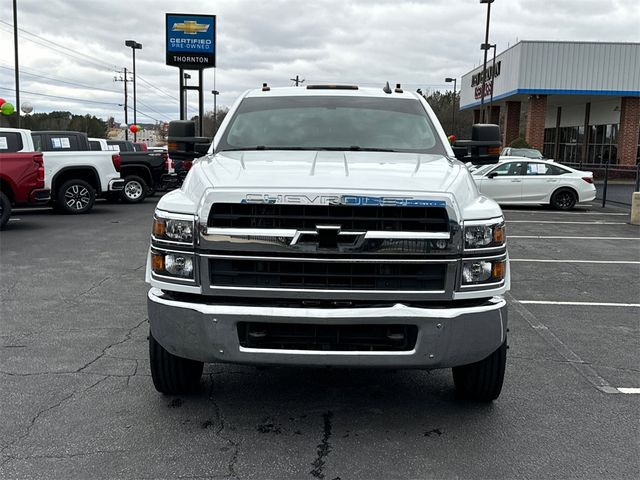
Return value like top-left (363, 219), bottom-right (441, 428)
top-left (21, 102), bottom-right (33, 114)
top-left (448, 134), bottom-right (456, 144)
top-left (0, 98), bottom-right (5, 107)
top-left (129, 124), bottom-right (138, 133)
top-left (1, 102), bottom-right (15, 116)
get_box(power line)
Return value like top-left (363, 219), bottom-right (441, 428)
top-left (0, 86), bottom-right (120, 106)
top-left (0, 20), bottom-right (117, 72)
top-left (136, 75), bottom-right (181, 104)
top-left (0, 64), bottom-right (120, 94)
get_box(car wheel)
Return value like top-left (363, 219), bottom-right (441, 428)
top-left (0, 191), bottom-right (11, 229)
top-left (149, 331), bottom-right (203, 394)
top-left (121, 176), bottom-right (147, 204)
top-left (452, 340), bottom-right (506, 402)
top-left (57, 179), bottom-right (95, 214)
top-left (550, 188), bottom-right (577, 210)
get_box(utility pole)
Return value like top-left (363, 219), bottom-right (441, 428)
top-left (13, 0), bottom-right (20, 127)
top-left (290, 75), bottom-right (304, 87)
top-left (114, 68), bottom-right (132, 140)
top-left (479, 0), bottom-right (494, 123)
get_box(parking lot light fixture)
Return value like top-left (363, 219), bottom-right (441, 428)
top-left (125, 40), bottom-right (142, 141)
top-left (445, 77), bottom-right (457, 134)
top-left (479, 0), bottom-right (495, 122)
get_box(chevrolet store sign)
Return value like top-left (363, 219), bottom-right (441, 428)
top-left (166, 13), bottom-right (216, 69)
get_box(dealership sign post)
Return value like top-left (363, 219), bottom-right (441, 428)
top-left (166, 13), bottom-right (216, 135)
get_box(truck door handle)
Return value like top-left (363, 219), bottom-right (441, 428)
top-left (546, 179), bottom-right (558, 182)
top-left (511, 179), bottom-right (522, 183)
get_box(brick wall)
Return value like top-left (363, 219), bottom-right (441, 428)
top-left (503, 101), bottom-right (521, 146)
top-left (525, 95), bottom-right (547, 151)
top-left (617, 97), bottom-right (640, 166)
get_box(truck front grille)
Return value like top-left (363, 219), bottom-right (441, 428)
top-left (210, 257), bottom-right (446, 291)
top-left (208, 203), bottom-right (449, 232)
top-left (238, 322), bottom-right (418, 351)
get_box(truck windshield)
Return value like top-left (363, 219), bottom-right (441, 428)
top-left (218, 96), bottom-right (446, 155)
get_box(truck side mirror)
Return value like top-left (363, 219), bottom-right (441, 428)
top-left (167, 120), bottom-right (211, 161)
top-left (452, 124), bottom-right (502, 165)
top-left (487, 171), bottom-right (498, 179)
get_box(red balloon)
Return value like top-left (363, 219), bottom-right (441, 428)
top-left (129, 124), bottom-right (138, 133)
top-left (448, 134), bottom-right (456, 144)
top-left (0, 98), bottom-right (5, 107)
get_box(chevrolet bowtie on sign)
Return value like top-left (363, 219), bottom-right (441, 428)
top-left (166, 13), bottom-right (216, 69)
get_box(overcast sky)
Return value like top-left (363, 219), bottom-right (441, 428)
top-left (0, 0), bottom-right (638, 125)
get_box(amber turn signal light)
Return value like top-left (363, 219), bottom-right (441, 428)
top-left (151, 252), bottom-right (165, 273)
top-left (492, 261), bottom-right (506, 280)
top-left (493, 224), bottom-right (505, 244)
top-left (153, 218), bottom-right (165, 237)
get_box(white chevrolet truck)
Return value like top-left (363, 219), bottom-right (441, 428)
top-left (0, 128), bottom-right (124, 213)
top-left (146, 85), bottom-right (510, 401)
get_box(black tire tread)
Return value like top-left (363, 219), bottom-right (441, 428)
top-left (149, 332), bottom-right (203, 394)
top-left (452, 340), bottom-right (506, 402)
top-left (0, 191), bottom-right (11, 229)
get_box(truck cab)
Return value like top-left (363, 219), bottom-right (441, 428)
top-left (145, 85), bottom-right (509, 401)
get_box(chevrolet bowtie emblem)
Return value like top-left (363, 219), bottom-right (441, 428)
top-left (173, 20), bottom-right (210, 35)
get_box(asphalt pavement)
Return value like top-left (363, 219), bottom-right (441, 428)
top-left (1, 198), bottom-right (639, 479)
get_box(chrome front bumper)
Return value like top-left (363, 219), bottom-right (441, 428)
top-left (147, 287), bottom-right (507, 369)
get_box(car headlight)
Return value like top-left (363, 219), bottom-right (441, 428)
top-left (151, 251), bottom-right (195, 279)
top-left (152, 212), bottom-right (195, 244)
top-left (462, 259), bottom-right (506, 285)
top-left (464, 221), bottom-right (505, 249)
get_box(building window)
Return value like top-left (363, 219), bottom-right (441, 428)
top-left (587, 124), bottom-right (617, 164)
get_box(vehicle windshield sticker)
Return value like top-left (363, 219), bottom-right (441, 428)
top-left (60, 138), bottom-right (71, 149)
top-left (0, 137), bottom-right (7, 149)
top-left (52, 138), bottom-right (62, 149)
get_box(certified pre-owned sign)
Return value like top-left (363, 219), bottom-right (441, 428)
top-left (166, 13), bottom-right (216, 69)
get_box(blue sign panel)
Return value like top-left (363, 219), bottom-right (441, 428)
top-left (165, 13), bottom-right (216, 69)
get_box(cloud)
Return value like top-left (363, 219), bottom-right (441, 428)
top-left (0, 0), bottom-right (637, 124)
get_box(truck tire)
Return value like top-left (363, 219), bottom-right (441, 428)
top-left (452, 340), bottom-right (506, 402)
top-left (550, 188), bottom-right (577, 210)
top-left (0, 192), bottom-right (11, 229)
top-left (57, 179), bottom-right (95, 214)
top-left (149, 331), bottom-right (203, 394)
top-left (121, 176), bottom-right (147, 204)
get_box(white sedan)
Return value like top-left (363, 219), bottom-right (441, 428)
top-left (472, 159), bottom-right (596, 210)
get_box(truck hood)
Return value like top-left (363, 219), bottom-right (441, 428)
top-left (198, 150), bottom-right (462, 193)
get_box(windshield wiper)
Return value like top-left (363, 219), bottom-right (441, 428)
top-left (314, 146), bottom-right (398, 152)
top-left (220, 146), bottom-right (317, 152)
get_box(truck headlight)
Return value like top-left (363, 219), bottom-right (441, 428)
top-left (462, 259), bottom-right (506, 285)
top-left (464, 221), bottom-right (505, 249)
top-left (151, 251), bottom-right (195, 279)
top-left (152, 212), bottom-right (195, 244)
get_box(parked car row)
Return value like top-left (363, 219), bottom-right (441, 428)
top-left (0, 128), bottom-right (181, 229)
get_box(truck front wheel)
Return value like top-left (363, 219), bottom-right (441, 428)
top-left (0, 191), bottom-right (11, 229)
top-left (57, 179), bottom-right (96, 214)
top-left (149, 331), bottom-right (203, 394)
top-left (452, 340), bottom-right (506, 402)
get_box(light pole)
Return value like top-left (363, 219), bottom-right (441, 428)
top-left (13, 0), bottom-right (20, 128)
top-left (488, 44), bottom-right (497, 122)
top-left (479, 0), bottom-right (494, 123)
top-left (125, 40), bottom-right (142, 141)
top-left (183, 73), bottom-right (191, 120)
top-left (445, 77), bottom-right (457, 134)
top-left (211, 90), bottom-right (219, 135)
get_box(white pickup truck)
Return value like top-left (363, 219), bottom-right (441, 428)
top-left (145, 85), bottom-right (510, 402)
top-left (0, 128), bottom-right (124, 213)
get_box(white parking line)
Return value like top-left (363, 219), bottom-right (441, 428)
top-left (509, 235), bottom-right (640, 240)
top-left (511, 259), bottom-right (640, 265)
top-left (506, 220), bottom-right (627, 225)
top-left (617, 388), bottom-right (640, 394)
top-left (518, 300), bottom-right (640, 308)
top-left (8, 218), bottom-right (21, 222)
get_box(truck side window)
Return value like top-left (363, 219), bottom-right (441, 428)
top-left (0, 132), bottom-right (24, 153)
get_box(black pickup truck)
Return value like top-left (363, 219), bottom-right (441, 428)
top-left (103, 140), bottom-right (170, 203)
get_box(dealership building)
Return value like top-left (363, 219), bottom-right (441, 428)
top-left (459, 41), bottom-right (640, 165)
